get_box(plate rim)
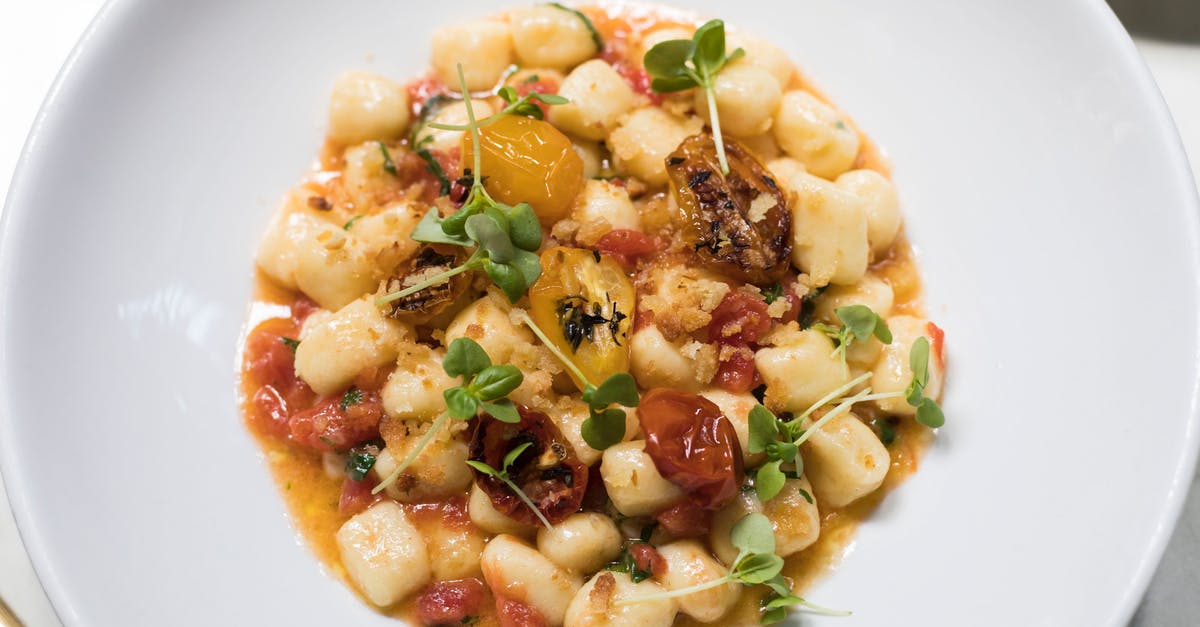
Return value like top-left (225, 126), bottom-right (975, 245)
top-left (0, 0), bottom-right (1197, 625)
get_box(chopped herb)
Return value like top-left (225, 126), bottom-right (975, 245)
top-left (761, 283), bottom-right (784, 304)
top-left (547, 2), bottom-right (603, 52)
top-left (835, 120), bottom-right (847, 130)
top-left (343, 215), bottom-right (363, 230)
top-left (875, 418), bottom-right (897, 446)
top-left (608, 545), bottom-right (654, 583)
top-left (286, 481), bottom-right (292, 490)
top-left (415, 147), bottom-right (452, 196)
top-left (345, 448), bottom-right (377, 481)
top-left (751, 384), bottom-right (767, 403)
top-left (524, 73), bottom-right (540, 83)
top-left (339, 386), bottom-right (363, 411)
top-left (279, 336), bottom-right (300, 352)
top-left (556, 296), bottom-right (627, 351)
top-left (797, 286), bottom-right (825, 329)
top-left (496, 85), bottom-right (568, 120)
top-left (378, 142), bottom-right (397, 176)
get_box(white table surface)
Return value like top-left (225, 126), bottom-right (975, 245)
top-left (1, 2), bottom-right (1198, 626)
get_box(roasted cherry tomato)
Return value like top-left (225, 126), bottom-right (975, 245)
top-left (667, 133), bottom-right (792, 286)
top-left (469, 405), bottom-right (589, 526)
top-left (638, 388), bottom-right (745, 510)
top-left (707, 290), bottom-right (772, 345)
top-left (381, 244), bottom-right (473, 324)
top-left (529, 247), bottom-right (635, 391)
top-left (461, 115), bottom-right (584, 223)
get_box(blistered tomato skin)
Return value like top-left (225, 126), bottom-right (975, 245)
top-left (461, 115), bottom-right (584, 223)
top-left (637, 389), bottom-right (745, 510)
top-left (529, 247), bottom-right (636, 390)
top-left (469, 405), bottom-right (589, 526)
top-left (381, 245), bottom-right (473, 325)
top-left (667, 133), bottom-right (792, 286)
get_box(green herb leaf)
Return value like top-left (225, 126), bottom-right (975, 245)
top-left (445, 387), bottom-right (480, 420)
top-left (482, 399), bottom-right (521, 423)
top-left (755, 460), bottom-right (786, 502)
top-left (766, 440), bottom-right (797, 463)
top-left (591, 373), bottom-right (639, 407)
top-left (465, 213), bottom-right (517, 264)
top-left (378, 142), bottom-right (397, 176)
top-left (834, 305), bottom-right (890, 345)
top-left (497, 85), bottom-right (520, 104)
top-left (509, 249), bottom-right (544, 286)
top-left (339, 387), bottom-right (363, 411)
top-left (747, 404), bottom-right (780, 454)
top-left (343, 215), bottom-right (363, 231)
top-left (470, 365), bottom-right (524, 401)
top-left (643, 39), bottom-right (695, 83)
top-left (503, 441), bottom-right (533, 474)
top-left (482, 258), bottom-right (528, 303)
top-left (279, 336), bottom-right (300, 352)
top-left (465, 459), bottom-right (498, 477)
top-left (345, 449), bottom-right (377, 481)
top-left (692, 19), bottom-right (729, 74)
top-left (444, 337), bottom-right (492, 377)
top-left (411, 209), bottom-right (472, 246)
top-left (531, 92), bottom-right (570, 105)
top-left (909, 336), bottom-right (930, 388)
top-left (581, 407), bottom-right (627, 450)
top-left (546, 2), bottom-right (603, 51)
top-left (734, 553), bottom-right (785, 584)
top-left (916, 398), bottom-right (945, 428)
top-left (504, 202), bottom-right (543, 252)
top-left (731, 512), bottom-right (776, 556)
top-left (875, 419), bottom-right (896, 446)
top-left (416, 148), bottom-right (452, 196)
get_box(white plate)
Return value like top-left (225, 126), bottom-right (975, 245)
top-left (2, 0), bottom-right (1197, 625)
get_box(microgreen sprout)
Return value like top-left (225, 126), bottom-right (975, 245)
top-left (812, 305), bottom-right (891, 374)
top-left (906, 337), bottom-right (944, 428)
top-left (761, 575), bottom-right (851, 623)
top-left (513, 309), bottom-right (639, 450)
top-left (377, 64), bottom-right (548, 307)
top-left (643, 19), bottom-right (744, 174)
top-left (747, 404), bottom-right (801, 501)
top-left (465, 441), bottom-right (555, 530)
top-left (373, 337), bottom-right (522, 495)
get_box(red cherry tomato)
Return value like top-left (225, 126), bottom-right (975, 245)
top-left (712, 348), bottom-right (761, 394)
top-left (417, 578), bottom-right (486, 626)
top-left (638, 389), bottom-right (745, 510)
top-left (628, 543), bottom-right (668, 579)
top-left (707, 290), bottom-right (772, 345)
top-left (468, 406), bottom-right (589, 526)
top-left (654, 499), bottom-right (714, 539)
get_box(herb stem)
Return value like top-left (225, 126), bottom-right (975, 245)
top-left (832, 391), bottom-right (903, 404)
top-left (512, 309), bottom-right (594, 389)
top-left (501, 475), bottom-right (555, 531)
top-left (375, 261), bottom-right (474, 306)
top-left (792, 388), bottom-right (872, 448)
top-left (789, 372), bottom-right (872, 426)
top-left (456, 63), bottom-right (485, 192)
top-left (793, 598), bottom-right (853, 617)
top-left (614, 574), bottom-right (734, 607)
top-left (372, 413), bottom-right (451, 495)
top-left (704, 82), bottom-right (730, 175)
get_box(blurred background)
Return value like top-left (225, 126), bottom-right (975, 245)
top-left (0, 1), bottom-right (1197, 625)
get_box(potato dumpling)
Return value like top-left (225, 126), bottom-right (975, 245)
top-left (812, 274), bottom-right (895, 367)
top-left (510, 6), bottom-right (598, 71)
top-left (800, 410), bottom-right (890, 508)
top-left (551, 60), bottom-right (638, 141)
top-left (292, 225), bottom-right (378, 311)
top-left (255, 205), bottom-right (326, 290)
top-left (482, 534), bottom-right (583, 627)
top-left (569, 180), bottom-right (641, 246)
top-left (443, 293), bottom-right (535, 365)
top-left (629, 326), bottom-right (714, 392)
top-left (336, 501), bottom-right (430, 607)
top-left (417, 99), bottom-right (496, 154)
top-left (773, 90), bottom-right (859, 180)
top-left (564, 571), bottom-right (678, 627)
top-left (537, 513), bottom-right (624, 575)
top-left (469, 483), bottom-right (535, 537)
top-left (785, 170), bottom-right (869, 287)
top-left (600, 440), bottom-right (685, 517)
top-left (294, 297), bottom-right (411, 395)
top-left (837, 169), bottom-right (901, 258)
top-left (347, 200), bottom-right (424, 264)
top-left (381, 343), bottom-right (456, 421)
top-left (709, 476), bottom-right (820, 565)
top-left (420, 516), bottom-right (487, 581)
top-left (694, 63), bottom-right (782, 138)
top-left (608, 107), bottom-right (704, 187)
top-left (727, 34), bottom-right (795, 91)
top-left (431, 20), bottom-right (514, 91)
top-left (327, 71), bottom-right (410, 146)
top-left (656, 540), bottom-right (739, 622)
top-left (371, 431), bottom-right (472, 502)
top-left (754, 327), bottom-right (846, 413)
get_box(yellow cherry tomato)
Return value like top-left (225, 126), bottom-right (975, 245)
top-left (461, 115), bottom-right (584, 223)
top-left (530, 247), bottom-right (636, 390)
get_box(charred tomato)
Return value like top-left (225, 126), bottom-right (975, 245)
top-left (667, 133), bottom-right (792, 286)
top-left (638, 388), bottom-right (744, 510)
top-left (381, 244), bottom-right (473, 325)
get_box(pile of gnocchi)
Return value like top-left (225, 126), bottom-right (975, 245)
top-left (241, 3), bottom-right (946, 626)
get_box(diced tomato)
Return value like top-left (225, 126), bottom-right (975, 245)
top-left (496, 596), bottom-right (547, 627)
top-left (776, 292), bottom-right (802, 323)
top-left (926, 321), bottom-right (946, 370)
top-left (244, 309), bottom-right (317, 438)
top-left (712, 348), bottom-right (761, 394)
top-left (251, 385), bottom-right (290, 438)
top-left (654, 500), bottom-right (713, 539)
top-left (628, 543), bottom-right (668, 580)
top-left (417, 578), bottom-right (486, 626)
top-left (338, 477), bottom-right (379, 516)
top-left (708, 291), bottom-right (772, 346)
top-left (595, 229), bottom-right (661, 271)
top-left (287, 390), bottom-right (384, 451)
